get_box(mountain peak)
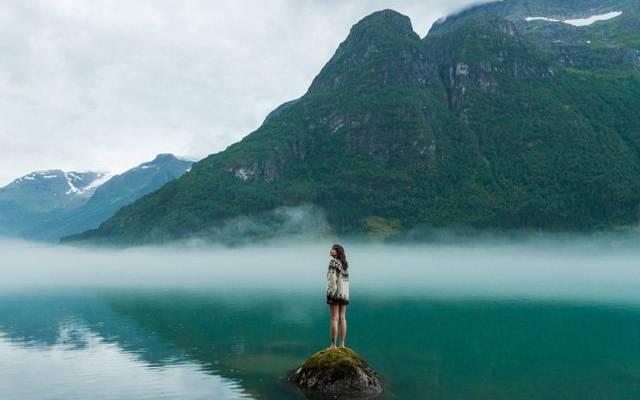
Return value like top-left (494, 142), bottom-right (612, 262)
top-left (152, 153), bottom-right (177, 162)
top-left (0, 169), bottom-right (110, 217)
top-left (133, 153), bottom-right (191, 172)
top-left (306, 9), bottom-right (425, 94)
top-left (6, 169), bottom-right (107, 194)
top-left (352, 9), bottom-right (416, 38)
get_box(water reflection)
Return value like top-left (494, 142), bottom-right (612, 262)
top-left (0, 293), bottom-right (252, 400)
top-left (3, 289), bottom-right (640, 399)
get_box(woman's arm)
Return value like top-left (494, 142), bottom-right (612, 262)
top-left (327, 260), bottom-right (339, 295)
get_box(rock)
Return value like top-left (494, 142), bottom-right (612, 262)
top-left (288, 348), bottom-right (383, 399)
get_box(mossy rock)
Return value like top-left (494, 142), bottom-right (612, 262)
top-left (288, 348), bottom-right (383, 399)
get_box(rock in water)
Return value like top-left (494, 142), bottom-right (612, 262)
top-left (288, 348), bottom-right (383, 399)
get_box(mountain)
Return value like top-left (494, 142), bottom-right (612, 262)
top-left (430, 0), bottom-right (640, 71)
top-left (0, 170), bottom-right (110, 237)
top-left (431, 0), bottom-right (637, 31)
top-left (0, 170), bottom-right (109, 214)
top-left (64, 2), bottom-right (640, 246)
top-left (0, 154), bottom-right (192, 241)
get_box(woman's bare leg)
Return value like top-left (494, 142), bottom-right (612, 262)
top-left (339, 304), bottom-right (347, 348)
top-left (329, 304), bottom-right (339, 349)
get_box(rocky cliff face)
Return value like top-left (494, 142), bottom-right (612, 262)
top-left (426, 16), bottom-right (555, 116)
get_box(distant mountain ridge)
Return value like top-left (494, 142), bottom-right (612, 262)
top-left (64, 0), bottom-right (640, 246)
top-left (430, 0), bottom-right (640, 71)
top-left (0, 154), bottom-right (193, 241)
top-left (431, 0), bottom-right (635, 30)
top-left (0, 170), bottom-right (110, 215)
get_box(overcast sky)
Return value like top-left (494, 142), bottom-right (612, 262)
top-left (0, 0), bottom-right (489, 186)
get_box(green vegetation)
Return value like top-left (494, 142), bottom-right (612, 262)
top-left (364, 216), bottom-right (403, 241)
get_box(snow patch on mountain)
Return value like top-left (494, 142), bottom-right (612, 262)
top-left (525, 16), bottom-right (559, 23)
top-left (63, 172), bottom-right (82, 195)
top-left (62, 171), bottom-right (112, 196)
top-left (81, 172), bottom-right (114, 194)
top-left (8, 170), bottom-right (111, 197)
top-left (525, 11), bottom-right (623, 27)
top-left (564, 11), bottom-right (623, 27)
top-left (14, 171), bottom-right (58, 183)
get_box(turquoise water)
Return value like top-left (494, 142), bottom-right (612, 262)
top-left (1, 288), bottom-right (640, 399)
top-left (2, 240), bottom-right (640, 399)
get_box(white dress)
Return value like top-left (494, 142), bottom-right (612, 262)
top-left (326, 256), bottom-right (349, 305)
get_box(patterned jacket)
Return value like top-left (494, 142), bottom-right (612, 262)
top-left (326, 256), bottom-right (349, 304)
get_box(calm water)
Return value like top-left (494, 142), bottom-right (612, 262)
top-left (2, 240), bottom-right (640, 399)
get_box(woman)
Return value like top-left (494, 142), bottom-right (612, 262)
top-left (327, 244), bottom-right (349, 349)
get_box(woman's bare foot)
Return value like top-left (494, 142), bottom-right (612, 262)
top-left (340, 344), bottom-right (346, 349)
top-left (328, 343), bottom-right (337, 350)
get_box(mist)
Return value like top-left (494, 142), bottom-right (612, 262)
top-left (2, 232), bottom-right (640, 305)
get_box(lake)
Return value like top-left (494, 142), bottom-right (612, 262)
top-left (1, 237), bottom-right (640, 399)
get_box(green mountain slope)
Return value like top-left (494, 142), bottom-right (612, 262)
top-left (64, 6), bottom-right (640, 245)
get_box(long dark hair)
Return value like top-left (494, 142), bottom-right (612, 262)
top-left (332, 244), bottom-right (349, 270)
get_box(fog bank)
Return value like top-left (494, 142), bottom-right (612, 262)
top-left (1, 234), bottom-right (640, 305)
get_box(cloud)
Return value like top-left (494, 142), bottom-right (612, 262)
top-left (0, 0), bottom-right (488, 186)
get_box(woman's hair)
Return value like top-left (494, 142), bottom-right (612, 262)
top-left (332, 244), bottom-right (349, 270)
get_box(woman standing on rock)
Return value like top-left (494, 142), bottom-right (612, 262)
top-left (327, 244), bottom-right (349, 349)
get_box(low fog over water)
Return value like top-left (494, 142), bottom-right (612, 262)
top-left (2, 234), bottom-right (640, 304)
